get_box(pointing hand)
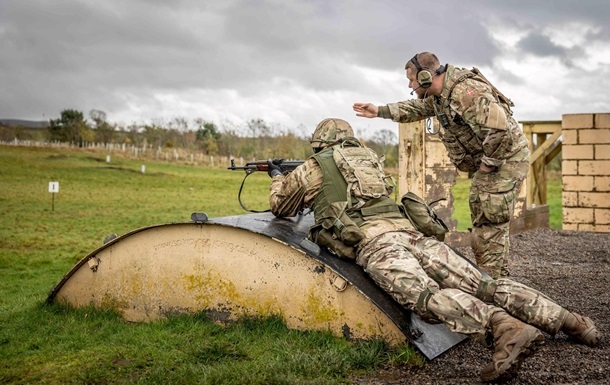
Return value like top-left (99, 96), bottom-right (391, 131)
top-left (353, 103), bottom-right (378, 118)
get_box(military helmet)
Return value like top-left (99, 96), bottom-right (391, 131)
top-left (310, 118), bottom-right (354, 152)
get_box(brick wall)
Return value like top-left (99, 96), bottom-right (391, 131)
top-left (562, 113), bottom-right (610, 232)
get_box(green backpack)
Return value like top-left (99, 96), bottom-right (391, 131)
top-left (400, 192), bottom-right (449, 241)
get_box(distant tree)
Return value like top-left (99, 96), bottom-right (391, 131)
top-left (247, 118), bottom-right (272, 157)
top-left (195, 120), bottom-right (220, 140)
top-left (368, 129), bottom-right (398, 168)
top-left (247, 118), bottom-right (271, 137)
top-left (216, 123), bottom-right (241, 158)
top-left (195, 119), bottom-right (221, 155)
top-left (372, 129), bottom-right (397, 146)
top-left (89, 109), bottom-right (115, 143)
top-left (182, 130), bottom-right (197, 151)
top-left (143, 123), bottom-right (163, 148)
top-left (126, 123), bottom-right (144, 146)
top-left (171, 116), bottom-right (189, 131)
top-left (275, 132), bottom-right (310, 160)
top-left (48, 109), bottom-right (92, 145)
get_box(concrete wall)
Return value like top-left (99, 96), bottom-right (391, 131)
top-left (562, 113), bottom-right (610, 232)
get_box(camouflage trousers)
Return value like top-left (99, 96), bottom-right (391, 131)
top-left (470, 151), bottom-right (530, 278)
top-left (357, 231), bottom-right (567, 337)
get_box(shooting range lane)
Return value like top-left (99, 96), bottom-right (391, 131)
top-left (48, 213), bottom-right (465, 359)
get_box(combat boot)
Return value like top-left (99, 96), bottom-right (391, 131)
top-left (561, 312), bottom-right (600, 347)
top-left (480, 311), bottom-right (545, 383)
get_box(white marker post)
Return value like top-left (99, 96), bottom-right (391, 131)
top-left (141, 165), bottom-right (146, 174)
top-left (48, 181), bottom-right (59, 211)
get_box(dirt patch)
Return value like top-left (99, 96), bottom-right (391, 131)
top-left (352, 228), bottom-right (610, 384)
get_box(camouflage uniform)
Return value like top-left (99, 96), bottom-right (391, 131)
top-left (269, 146), bottom-right (567, 339)
top-left (379, 64), bottom-right (530, 278)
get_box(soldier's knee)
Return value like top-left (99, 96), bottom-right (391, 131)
top-left (415, 286), bottom-right (440, 322)
top-left (475, 278), bottom-right (498, 304)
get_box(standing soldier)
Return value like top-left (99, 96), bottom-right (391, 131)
top-left (268, 118), bottom-right (599, 383)
top-left (353, 52), bottom-right (529, 279)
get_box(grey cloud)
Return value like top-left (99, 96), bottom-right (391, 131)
top-left (468, 0), bottom-right (605, 23)
top-left (517, 31), bottom-right (590, 69)
top-left (0, 0), bottom-right (501, 98)
top-left (213, 0), bottom-right (500, 89)
top-left (517, 31), bottom-right (566, 57)
top-left (0, 0), bottom-right (608, 125)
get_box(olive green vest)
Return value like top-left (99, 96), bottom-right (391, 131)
top-left (312, 146), bottom-right (350, 221)
top-left (308, 142), bottom-right (404, 258)
top-left (311, 143), bottom-right (401, 228)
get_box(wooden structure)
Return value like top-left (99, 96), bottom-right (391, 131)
top-left (522, 120), bottom-right (562, 206)
top-left (398, 118), bottom-right (552, 247)
top-left (398, 113), bottom-right (610, 238)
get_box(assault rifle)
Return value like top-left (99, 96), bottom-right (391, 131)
top-left (228, 158), bottom-right (304, 212)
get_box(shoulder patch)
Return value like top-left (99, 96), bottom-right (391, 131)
top-left (451, 78), bottom-right (487, 111)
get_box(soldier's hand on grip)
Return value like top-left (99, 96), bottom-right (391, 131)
top-left (267, 160), bottom-right (282, 178)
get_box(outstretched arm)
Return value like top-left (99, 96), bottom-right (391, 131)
top-left (352, 103), bottom-right (379, 118)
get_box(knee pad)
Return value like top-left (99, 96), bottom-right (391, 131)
top-left (415, 287), bottom-right (441, 323)
top-left (475, 278), bottom-right (498, 304)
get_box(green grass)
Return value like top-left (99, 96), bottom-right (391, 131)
top-left (451, 174), bottom-right (562, 231)
top-left (547, 175), bottom-right (562, 229)
top-left (0, 145), bottom-right (423, 384)
top-left (0, 145), bottom-right (563, 384)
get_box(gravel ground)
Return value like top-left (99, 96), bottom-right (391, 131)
top-left (351, 228), bottom-right (610, 384)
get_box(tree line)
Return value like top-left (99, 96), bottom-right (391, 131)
top-left (0, 108), bottom-right (399, 166)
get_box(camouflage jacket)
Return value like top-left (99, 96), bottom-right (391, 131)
top-left (270, 155), bottom-right (414, 244)
top-left (385, 64), bottom-right (529, 172)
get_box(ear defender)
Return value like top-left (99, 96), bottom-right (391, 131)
top-left (410, 54), bottom-right (433, 88)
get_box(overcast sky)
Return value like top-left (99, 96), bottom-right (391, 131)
top-left (1, 0), bottom-right (609, 138)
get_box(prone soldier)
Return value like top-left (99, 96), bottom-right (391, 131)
top-left (268, 118), bottom-right (600, 383)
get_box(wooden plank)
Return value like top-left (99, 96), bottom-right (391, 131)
top-left (545, 141), bottom-right (562, 164)
top-left (530, 129), bottom-right (562, 164)
top-left (526, 167), bottom-right (532, 207)
top-left (521, 121), bottom-right (562, 134)
top-left (535, 160), bottom-right (547, 204)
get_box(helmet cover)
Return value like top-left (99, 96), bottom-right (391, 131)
top-left (310, 118), bottom-right (354, 151)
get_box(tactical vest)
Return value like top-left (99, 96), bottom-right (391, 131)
top-left (308, 139), bottom-right (401, 258)
top-left (433, 66), bottom-right (514, 173)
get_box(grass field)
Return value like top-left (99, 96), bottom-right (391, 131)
top-left (0, 145), bottom-right (562, 384)
top-left (0, 145), bottom-right (424, 384)
top-left (451, 173), bottom-right (562, 231)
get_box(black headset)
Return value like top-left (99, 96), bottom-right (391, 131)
top-left (410, 54), bottom-right (447, 89)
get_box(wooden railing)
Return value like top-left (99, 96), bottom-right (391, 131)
top-left (522, 120), bottom-right (562, 206)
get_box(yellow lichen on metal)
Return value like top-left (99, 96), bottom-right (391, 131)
top-left (182, 271), bottom-right (241, 308)
top-left (301, 288), bottom-right (340, 326)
